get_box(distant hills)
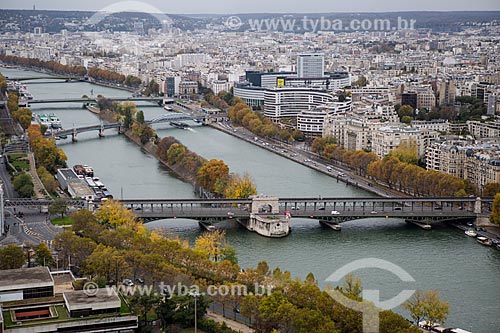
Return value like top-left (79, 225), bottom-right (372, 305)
top-left (0, 9), bottom-right (498, 33)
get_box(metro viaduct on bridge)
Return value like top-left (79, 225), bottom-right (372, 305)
top-left (4, 197), bottom-right (488, 226)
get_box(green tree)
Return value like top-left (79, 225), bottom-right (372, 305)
top-left (397, 105), bottom-right (414, 121)
top-left (13, 173), bottom-right (34, 198)
top-left (0, 244), bottom-right (26, 269)
top-left (157, 294), bottom-right (211, 328)
top-left (34, 243), bottom-right (55, 267)
top-left (49, 198), bottom-right (68, 218)
top-left (490, 193), bottom-right (500, 225)
top-left (136, 110), bottom-right (145, 124)
top-left (167, 143), bottom-right (187, 165)
top-left (123, 108), bottom-right (133, 129)
top-left (129, 293), bottom-right (162, 328)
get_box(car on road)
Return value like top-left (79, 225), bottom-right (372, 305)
top-left (318, 207), bottom-right (325, 210)
top-left (331, 210), bottom-right (341, 215)
top-left (371, 211), bottom-right (378, 214)
top-left (394, 207), bottom-right (402, 211)
top-left (338, 172), bottom-right (346, 177)
top-left (122, 279), bottom-right (134, 287)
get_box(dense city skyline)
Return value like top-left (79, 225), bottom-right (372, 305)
top-left (1, 0), bottom-right (500, 14)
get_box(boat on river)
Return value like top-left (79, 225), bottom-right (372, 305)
top-left (170, 121), bottom-right (190, 129)
top-left (476, 236), bottom-right (492, 246)
top-left (465, 229), bottom-right (477, 237)
top-left (49, 113), bottom-right (62, 129)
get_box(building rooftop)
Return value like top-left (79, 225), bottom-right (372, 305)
top-left (0, 267), bottom-right (53, 293)
top-left (63, 288), bottom-right (121, 312)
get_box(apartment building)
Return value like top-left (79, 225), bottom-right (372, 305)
top-left (467, 120), bottom-right (500, 139)
top-left (372, 125), bottom-right (437, 159)
top-left (411, 119), bottom-right (450, 132)
top-left (426, 141), bottom-right (500, 189)
top-left (323, 116), bottom-right (386, 151)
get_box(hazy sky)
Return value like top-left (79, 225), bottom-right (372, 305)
top-left (2, 0), bottom-right (500, 14)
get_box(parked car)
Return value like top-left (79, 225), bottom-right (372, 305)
top-left (331, 210), bottom-right (341, 215)
top-left (122, 279), bottom-right (134, 287)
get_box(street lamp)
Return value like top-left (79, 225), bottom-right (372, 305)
top-left (189, 292), bottom-right (200, 333)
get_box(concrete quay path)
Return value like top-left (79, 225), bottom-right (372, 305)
top-left (206, 311), bottom-right (255, 333)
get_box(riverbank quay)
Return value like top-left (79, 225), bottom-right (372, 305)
top-left (209, 122), bottom-right (409, 199)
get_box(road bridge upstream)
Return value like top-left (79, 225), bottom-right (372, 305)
top-left (46, 114), bottom-right (205, 140)
top-left (28, 97), bottom-right (165, 104)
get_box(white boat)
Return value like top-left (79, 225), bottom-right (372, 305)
top-left (49, 113), bottom-right (62, 129)
top-left (36, 114), bottom-right (51, 127)
top-left (464, 229), bottom-right (477, 237)
top-left (476, 236), bottom-right (492, 246)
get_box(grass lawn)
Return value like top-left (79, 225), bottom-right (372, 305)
top-left (11, 160), bottom-right (30, 171)
top-left (51, 217), bottom-right (73, 226)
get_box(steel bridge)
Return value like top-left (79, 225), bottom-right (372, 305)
top-left (7, 76), bottom-right (83, 81)
top-left (28, 97), bottom-right (164, 104)
top-left (47, 114), bottom-right (204, 139)
top-left (3, 197), bottom-right (490, 224)
top-left (121, 197), bottom-right (488, 223)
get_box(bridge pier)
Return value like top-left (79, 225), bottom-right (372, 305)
top-left (99, 122), bottom-right (105, 137)
top-left (405, 219), bottom-right (432, 230)
top-left (319, 220), bottom-right (341, 231)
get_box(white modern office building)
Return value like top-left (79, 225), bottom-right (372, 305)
top-left (297, 53), bottom-right (325, 78)
top-left (263, 87), bottom-right (333, 121)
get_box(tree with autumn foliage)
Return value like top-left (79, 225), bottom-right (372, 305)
top-left (225, 173), bottom-right (257, 199)
top-left (197, 159), bottom-right (230, 193)
top-left (195, 230), bottom-right (237, 263)
top-left (95, 200), bottom-right (141, 230)
top-left (27, 124), bottom-right (67, 173)
top-left (311, 136), bottom-right (336, 155)
top-left (390, 140), bottom-right (419, 165)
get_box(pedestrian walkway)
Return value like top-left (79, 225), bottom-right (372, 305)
top-left (205, 311), bottom-right (254, 333)
top-left (28, 152), bottom-right (50, 198)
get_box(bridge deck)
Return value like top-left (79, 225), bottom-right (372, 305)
top-left (4, 197), bottom-right (490, 223)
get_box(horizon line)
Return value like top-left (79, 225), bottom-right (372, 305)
top-left (1, 8), bottom-right (500, 15)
